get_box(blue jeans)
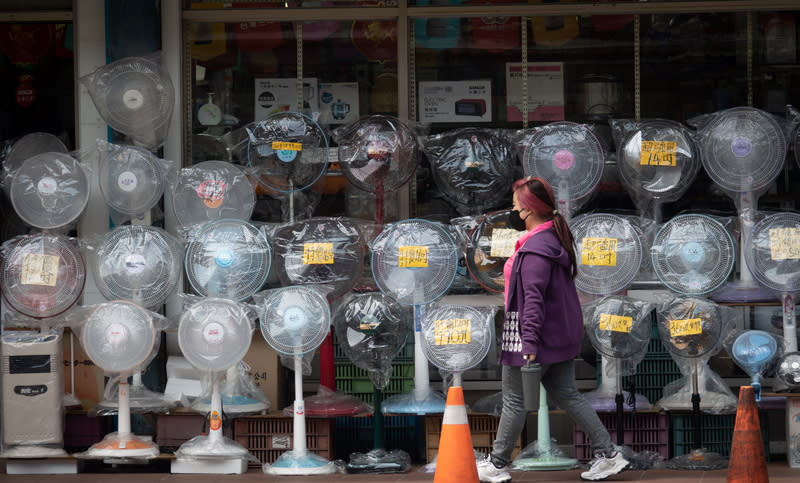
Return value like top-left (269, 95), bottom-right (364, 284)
top-left (491, 360), bottom-right (614, 466)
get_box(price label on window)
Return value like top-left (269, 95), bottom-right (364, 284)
top-left (640, 140), bottom-right (677, 166)
top-left (581, 237), bottom-right (618, 266)
top-left (598, 313), bottom-right (633, 333)
top-left (769, 227), bottom-right (800, 260)
top-left (398, 245), bottom-right (429, 268)
top-left (434, 318), bottom-right (471, 345)
top-left (272, 141), bottom-right (303, 152)
top-left (20, 253), bottom-right (60, 287)
top-left (669, 318), bottom-right (702, 337)
top-left (303, 242), bottom-right (334, 264)
top-left (490, 228), bottom-right (521, 258)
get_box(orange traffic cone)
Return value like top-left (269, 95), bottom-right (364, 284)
top-left (434, 386), bottom-right (479, 483)
top-left (727, 386), bottom-right (768, 483)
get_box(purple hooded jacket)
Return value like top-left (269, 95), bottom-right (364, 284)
top-left (498, 227), bottom-right (584, 366)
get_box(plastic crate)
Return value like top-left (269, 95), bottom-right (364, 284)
top-left (335, 415), bottom-right (423, 461)
top-left (335, 362), bottom-right (415, 404)
top-left (156, 412), bottom-right (232, 453)
top-left (234, 414), bottom-right (334, 467)
top-left (333, 333), bottom-right (415, 363)
top-left (670, 412), bottom-right (769, 460)
top-left (573, 411), bottom-right (669, 462)
top-left (596, 356), bottom-right (682, 407)
top-left (63, 413), bottom-right (106, 452)
top-left (425, 414), bottom-right (522, 463)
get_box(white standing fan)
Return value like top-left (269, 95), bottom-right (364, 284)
top-left (371, 219), bottom-right (458, 414)
top-left (259, 286), bottom-right (337, 475)
top-left (80, 301), bottom-right (159, 459)
top-left (99, 144), bottom-right (165, 217)
top-left (744, 212), bottom-right (800, 353)
top-left (2, 132), bottom-right (68, 185)
top-left (465, 209), bottom-right (522, 294)
top-left (171, 160), bottom-right (256, 228)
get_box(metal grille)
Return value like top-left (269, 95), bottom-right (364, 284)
top-left (260, 286), bottom-right (331, 356)
top-left (745, 212), bottom-right (800, 293)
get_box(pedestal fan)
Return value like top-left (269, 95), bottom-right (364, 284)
top-left (1, 132), bottom-right (68, 187)
top-left (172, 298), bottom-right (254, 474)
top-left (171, 160), bottom-right (256, 229)
top-left (273, 216), bottom-right (369, 416)
top-left (371, 219), bottom-right (458, 414)
top-left (465, 209), bottom-right (521, 294)
top-left (730, 330), bottom-right (780, 402)
top-left (332, 292), bottom-right (411, 473)
top-left (692, 107), bottom-right (787, 303)
top-left (78, 301), bottom-right (160, 459)
top-left (744, 212), bottom-right (800, 353)
top-left (258, 286), bottom-right (338, 475)
top-left (98, 143), bottom-right (166, 221)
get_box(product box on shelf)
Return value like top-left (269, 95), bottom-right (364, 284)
top-left (318, 82), bottom-right (359, 125)
top-left (505, 62), bottom-right (565, 122)
top-left (418, 80), bottom-right (493, 123)
top-left (242, 335), bottom-right (284, 411)
top-left (254, 78), bottom-right (319, 120)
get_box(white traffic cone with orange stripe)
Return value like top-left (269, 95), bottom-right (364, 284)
top-left (434, 386), bottom-right (479, 483)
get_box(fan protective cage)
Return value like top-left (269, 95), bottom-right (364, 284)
top-left (99, 145), bottom-right (164, 215)
top-left (571, 213), bottom-right (643, 295)
top-left (94, 225), bottom-right (182, 308)
top-left (3, 132), bottom-right (68, 175)
top-left (421, 304), bottom-right (492, 373)
top-left (1, 234), bottom-right (86, 318)
top-left (371, 218), bottom-right (458, 305)
top-left (178, 298), bottom-right (253, 372)
top-left (745, 212), bottom-right (800, 294)
top-left (522, 121), bottom-right (604, 201)
top-left (185, 219), bottom-right (272, 301)
top-left (587, 296), bottom-right (652, 360)
top-left (82, 301), bottom-right (156, 373)
top-left (651, 214), bottom-right (735, 295)
top-left (465, 210), bottom-right (517, 294)
top-left (332, 292), bottom-right (408, 369)
top-left (259, 285), bottom-right (331, 356)
top-left (172, 160), bottom-right (256, 227)
top-left (657, 297), bottom-right (723, 359)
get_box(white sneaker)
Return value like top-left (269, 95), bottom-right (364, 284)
top-left (477, 454), bottom-right (512, 483)
top-left (580, 451), bottom-right (629, 481)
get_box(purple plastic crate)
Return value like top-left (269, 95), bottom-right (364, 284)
top-left (573, 411), bottom-right (669, 462)
top-left (63, 413), bottom-right (105, 451)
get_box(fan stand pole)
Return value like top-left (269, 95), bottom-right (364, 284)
top-left (615, 359), bottom-right (624, 447)
top-left (412, 305), bottom-right (432, 402)
top-left (209, 374), bottom-right (223, 445)
top-left (691, 360), bottom-right (702, 451)
top-left (373, 386), bottom-right (384, 450)
top-left (738, 192), bottom-right (757, 288)
top-left (118, 375), bottom-right (132, 437)
top-left (293, 354), bottom-right (308, 454)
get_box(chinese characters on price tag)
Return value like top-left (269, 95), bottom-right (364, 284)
top-left (398, 245), bottom-right (429, 268)
top-left (581, 237), bottom-right (618, 266)
top-left (598, 313), bottom-right (633, 333)
top-left (434, 318), bottom-right (471, 345)
top-left (669, 318), bottom-right (702, 337)
top-left (769, 227), bottom-right (800, 260)
top-left (640, 140), bottom-right (677, 166)
top-left (303, 242), bottom-right (334, 264)
top-left (21, 253), bottom-right (59, 286)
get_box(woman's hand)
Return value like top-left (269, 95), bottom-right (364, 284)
top-left (524, 353), bottom-right (536, 362)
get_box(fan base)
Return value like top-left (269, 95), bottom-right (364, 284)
top-left (192, 396), bottom-right (269, 415)
top-left (665, 449), bottom-right (728, 470)
top-left (511, 456), bottom-right (579, 471)
top-left (172, 455), bottom-right (248, 474)
top-left (711, 281), bottom-right (775, 303)
top-left (264, 449), bottom-right (338, 475)
top-left (176, 434), bottom-right (250, 459)
top-left (85, 433), bottom-right (159, 459)
top-left (381, 390), bottom-right (446, 415)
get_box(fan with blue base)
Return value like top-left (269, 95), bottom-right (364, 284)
top-left (730, 330), bottom-right (780, 402)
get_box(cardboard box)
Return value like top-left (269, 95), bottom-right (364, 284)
top-left (242, 335), bottom-right (284, 410)
top-left (254, 78), bottom-right (319, 120)
top-left (62, 328), bottom-right (106, 410)
top-left (318, 82), bottom-right (359, 125)
top-left (418, 80), bottom-right (492, 123)
top-left (505, 62), bottom-right (564, 122)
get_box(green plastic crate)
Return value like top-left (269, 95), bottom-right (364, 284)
top-left (335, 361), bottom-right (415, 404)
top-left (670, 412), bottom-right (770, 460)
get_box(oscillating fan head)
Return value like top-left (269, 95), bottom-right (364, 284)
top-left (172, 160), bottom-right (256, 227)
top-left (699, 107), bottom-right (786, 193)
top-left (731, 330), bottom-right (778, 376)
top-left (273, 217), bottom-right (364, 300)
top-left (1, 233), bottom-right (85, 318)
top-left (94, 225), bottom-right (182, 308)
top-left (571, 213), bottom-right (642, 295)
top-left (651, 214), bottom-right (735, 295)
top-left (465, 210), bottom-right (521, 293)
top-left (658, 297), bottom-right (723, 359)
top-left (259, 285), bottom-right (331, 356)
top-left (99, 145), bottom-right (164, 215)
top-left (777, 352), bottom-right (800, 387)
top-left (587, 296), bottom-right (652, 360)
top-left (334, 114), bottom-right (419, 194)
top-left (421, 304), bottom-right (492, 373)
top-left (617, 120), bottom-right (700, 202)
top-left (185, 219), bottom-right (272, 301)
top-left (9, 152), bottom-right (89, 229)
top-left (745, 212), bottom-right (800, 294)
top-left (371, 218), bottom-right (458, 305)
top-left (82, 300), bottom-right (156, 373)
top-left (522, 122), bottom-right (604, 202)
top-left (425, 128), bottom-right (514, 214)
top-left (246, 112), bottom-right (329, 193)
top-left (3, 132), bottom-right (68, 175)
top-left (178, 298), bottom-right (253, 372)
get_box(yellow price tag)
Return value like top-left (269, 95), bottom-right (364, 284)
top-left (669, 318), bottom-right (702, 337)
top-left (490, 228), bottom-right (522, 258)
top-left (769, 227), bottom-right (800, 260)
top-left (581, 238), bottom-right (618, 266)
top-left (398, 246), bottom-right (429, 268)
top-left (302, 242), bottom-right (334, 265)
top-left (272, 141), bottom-right (303, 152)
top-left (20, 254), bottom-right (60, 287)
top-left (598, 313), bottom-right (633, 333)
top-left (434, 318), bottom-right (471, 345)
top-left (640, 140), bottom-right (677, 166)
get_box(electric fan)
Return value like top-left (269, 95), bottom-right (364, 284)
top-left (245, 112), bottom-right (329, 195)
top-left (1, 233), bottom-right (85, 319)
top-left (612, 119), bottom-right (701, 222)
top-left (371, 218), bottom-right (458, 414)
top-left (776, 352), bottom-right (800, 387)
top-left (521, 121), bottom-right (604, 218)
top-left (423, 128), bottom-right (514, 215)
top-left (657, 297), bottom-right (733, 470)
top-left (465, 209), bottom-right (522, 293)
top-left (730, 330), bottom-right (780, 401)
top-left (744, 212), bottom-right (800, 353)
top-left (80, 55), bottom-right (175, 150)
top-left (1, 132), bottom-right (68, 184)
top-left (184, 218), bottom-right (272, 301)
top-left (693, 107), bottom-right (787, 302)
top-left (9, 152), bottom-right (89, 230)
top-left (651, 214), bottom-right (736, 296)
top-left (79, 301), bottom-right (160, 459)
top-left (259, 285), bottom-right (338, 475)
top-left (99, 144), bottom-right (165, 217)
top-left (173, 298), bottom-right (254, 473)
top-left (332, 292), bottom-right (411, 474)
top-left (171, 160), bottom-right (256, 228)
